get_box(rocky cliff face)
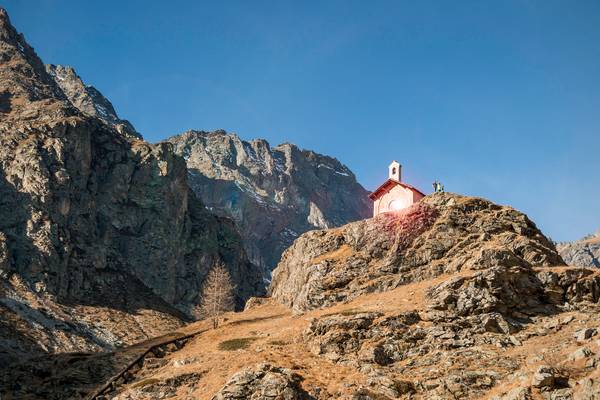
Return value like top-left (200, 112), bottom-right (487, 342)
top-left (270, 193), bottom-right (564, 312)
top-left (0, 8), bottom-right (262, 367)
top-left (7, 193), bottom-right (600, 400)
top-left (45, 64), bottom-right (141, 139)
top-left (558, 231), bottom-right (600, 269)
top-left (166, 130), bottom-right (372, 275)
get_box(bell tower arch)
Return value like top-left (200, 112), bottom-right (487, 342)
top-left (388, 160), bottom-right (401, 181)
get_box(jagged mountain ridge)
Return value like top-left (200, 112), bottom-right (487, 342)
top-left (0, 8), bottom-right (262, 367)
top-left (45, 64), bottom-right (141, 139)
top-left (558, 231), bottom-right (600, 269)
top-left (166, 129), bottom-right (372, 274)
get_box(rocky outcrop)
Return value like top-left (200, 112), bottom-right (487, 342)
top-left (45, 64), bottom-right (141, 139)
top-left (166, 130), bottom-right (372, 275)
top-left (266, 192), bottom-right (600, 399)
top-left (211, 363), bottom-right (314, 400)
top-left (299, 266), bottom-right (600, 399)
top-left (426, 266), bottom-right (600, 321)
top-left (270, 193), bottom-right (564, 312)
top-left (0, 7), bottom-right (262, 366)
top-left (558, 231), bottom-right (600, 269)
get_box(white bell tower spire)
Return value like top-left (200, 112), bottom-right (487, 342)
top-left (388, 160), bottom-right (401, 181)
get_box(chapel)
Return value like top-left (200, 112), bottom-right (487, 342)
top-left (369, 161), bottom-right (425, 217)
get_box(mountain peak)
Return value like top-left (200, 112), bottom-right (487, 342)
top-left (0, 7), bottom-right (10, 31)
top-left (45, 63), bottom-right (142, 138)
top-left (0, 8), bottom-right (71, 121)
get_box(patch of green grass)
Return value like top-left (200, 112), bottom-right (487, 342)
top-left (339, 309), bottom-right (363, 316)
top-left (218, 337), bottom-right (257, 351)
top-left (322, 308), bottom-right (362, 317)
top-left (131, 378), bottom-right (160, 388)
top-left (268, 340), bottom-right (288, 346)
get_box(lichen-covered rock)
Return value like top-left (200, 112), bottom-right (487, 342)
top-left (270, 193), bottom-right (564, 312)
top-left (166, 130), bottom-right (372, 275)
top-left (211, 363), bottom-right (314, 400)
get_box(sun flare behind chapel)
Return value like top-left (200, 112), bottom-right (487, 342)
top-left (369, 161), bottom-right (425, 217)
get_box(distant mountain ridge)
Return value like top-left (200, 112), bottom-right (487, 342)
top-left (166, 129), bottom-right (372, 275)
top-left (558, 230), bottom-right (600, 268)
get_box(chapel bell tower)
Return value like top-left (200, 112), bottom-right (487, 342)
top-left (388, 160), bottom-right (401, 181)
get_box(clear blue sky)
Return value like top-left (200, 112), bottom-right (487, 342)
top-left (4, 0), bottom-right (600, 241)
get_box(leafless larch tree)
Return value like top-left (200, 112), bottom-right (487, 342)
top-left (197, 263), bottom-right (235, 329)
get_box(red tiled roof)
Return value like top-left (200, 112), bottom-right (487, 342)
top-left (368, 178), bottom-right (426, 200)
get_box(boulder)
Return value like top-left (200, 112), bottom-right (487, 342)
top-left (574, 329), bottom-right (598, 342)
top-left (532, 366), bottom-right (559, 388)
top-left (211, 363), bottom-right (314, 400)
top-left (570, 347), bottom-right (593, 361)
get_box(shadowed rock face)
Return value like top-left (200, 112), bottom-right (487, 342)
top-left (0, 7), bottom-right (263, 365)
top-left (557, 231), bottom-right (600, 269)
top-left (166, 130), bottom-right (372, 276)
top-left (270, 193), bottom-right (565, 312)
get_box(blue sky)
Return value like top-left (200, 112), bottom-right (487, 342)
top-left (4, 1), bottom-right (600, 241)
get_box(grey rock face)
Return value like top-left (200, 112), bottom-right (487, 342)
top-left (270, 193), bottom-right (564, 312)
top-left (531, 366), bottom-right (567, 389)
top-left (211, 363), bottom-right (314, 400)
top-left (492, 387), bottom-right (532, 400)
top-left (558, 231), bottom-right (600, 269)
top-left (426, 267), bottom-right (600, 321)
top-left (575, 377), bottom-right (600, 400)
top-left (0, 7), bottom-right (262, 365)
top-left (45, 64), bottom-right (141, 139)
top-left (166, 130), bottom-right (372, 275)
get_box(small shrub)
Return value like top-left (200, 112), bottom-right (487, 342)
top-left (218, 337), bottom-right (257, 351)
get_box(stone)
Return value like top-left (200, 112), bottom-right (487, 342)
top-left (574, 377), bottom-right (600, 400)
top-left (575, 329), bottom-right (598, 342)
top-left (483, 313), bottom-right (517, 334)
top-left (509, 336), bottom-right (522, 346)
top-left (569, 347), bottom-right (593, 361)
top-left (532, 366), bottom-right (558, 388)
top-left (492, 387), bottom-right (532, 400)
top-left (243, 296), bottom-right (270, 311)
top-left (546, 388), bottom-right (573, 400)
top-left (211, 363), bottom-right (313, 400)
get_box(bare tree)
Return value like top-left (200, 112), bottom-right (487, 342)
top-left (198, 263), bottom-right (235, 329)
